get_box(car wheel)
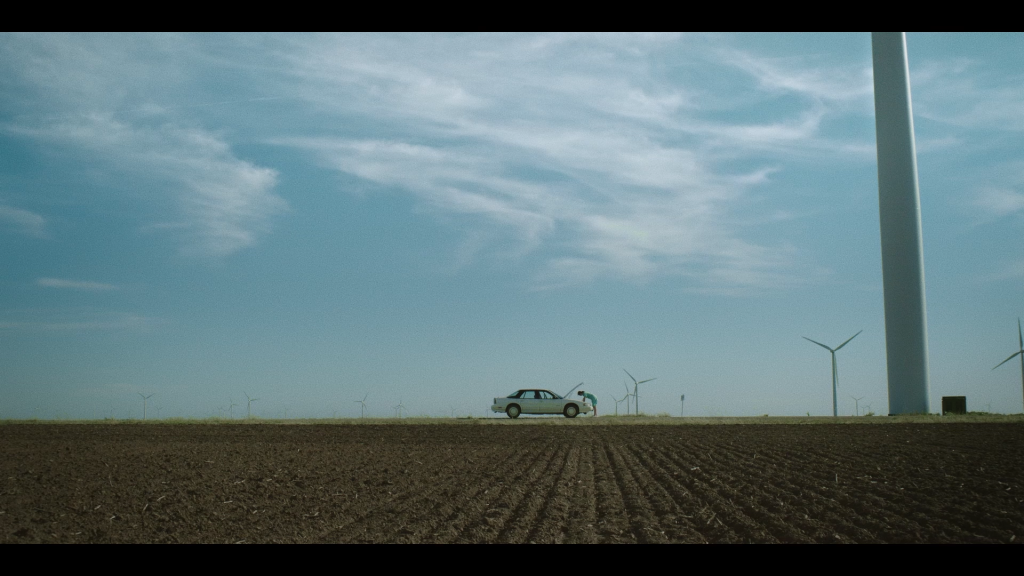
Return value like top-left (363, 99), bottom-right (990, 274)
top-left (564, 404), bottom-right (579, 418)
top-left (506, 404), bottom-right (521, 419)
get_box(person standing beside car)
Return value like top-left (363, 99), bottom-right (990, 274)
top-left (578, 390), bottom-right (599, 416)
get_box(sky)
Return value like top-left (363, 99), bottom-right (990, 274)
top-left (1, 32), bottom-right (1022, 420)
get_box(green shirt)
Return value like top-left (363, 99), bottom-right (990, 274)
top-left (583, 392), bottom-right (598, 406)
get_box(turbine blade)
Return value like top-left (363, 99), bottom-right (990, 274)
top-left (1018, 317), bottom-right (1022, 350)
top-left (638, 378), bottom-right (656, 384)
top-left (834, 330), bottom-right (863, 351)
top-left (993, 350), bottom-right (1024, 370)
top-left (623, 369), bottom-right (637, 384)
top-left (803, 337), bottom-right (834, 352)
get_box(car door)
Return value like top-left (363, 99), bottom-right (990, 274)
top-left (538, 390), bottom-right (560, 413)
top-left (518, 390), bottom-right (541, 414)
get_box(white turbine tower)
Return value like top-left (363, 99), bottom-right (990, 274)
top-left (992, 318), bottom-right (1024, 412)
top-left (872, 32), bottom-right (931, 415)
top-left (803, 331), bottom-right (862, 417)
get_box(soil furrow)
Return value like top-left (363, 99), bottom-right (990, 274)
top-left (4, 422), bottom-right (1024, 543)
top-left (601, 442), bottom-right (670, 543)
top-left (461, 437), bottom-right (564, 543)
top-left (493, 442), bottom-right (571, 543)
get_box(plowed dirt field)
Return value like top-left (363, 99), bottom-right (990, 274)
top-left (2, 421), bottom-right (1022, 543)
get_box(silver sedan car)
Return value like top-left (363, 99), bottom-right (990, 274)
top-left (491, 389), bottom-right (592, 419)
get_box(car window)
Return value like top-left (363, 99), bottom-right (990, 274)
top-left (539, 391), bottom-right (555, 400)
top-left (507, 390), bottom-right (523, 398)
top-left (528, 391), bottom-right (540, 399)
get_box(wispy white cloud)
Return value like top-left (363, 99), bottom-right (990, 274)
top-left (912, 58), bottom-right (1024, 131)
top-left (0, 33), bottom-right (879, 288)
top-left (718, 47), bottom-right (874, 104)
top-left (7, 115), bottom-right (286, 257)
top-left (980, 259), bottom-right (1024, 282)
top-left (974, 188), bottom-right (1024, 218)
top-left (1, 34), bottom-right (287, 258)
top-left (0, 203), bottom-right (47, 238)
top-left (36, 278), bottom-right (120, 291)
top-left (271, 34), bottom-right (870, 290)
top-left (0, 311), bottom-right (161, 331)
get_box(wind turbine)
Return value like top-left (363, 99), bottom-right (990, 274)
top-left (622, 382), bottom-right (633, 415)
top-left (354, 393), bottom-right (368, 418)
top-left (394, 400), bottom-right (406, 419)
top-left (244, 392), bottom-right (259, 419)
top-left (228, 398), bottom-right (239, 419)
top-left (992, 317), bottom-right (1024, 412)
top-left (680, 394), bottom-right (685, 417)
top-left (611, 393), bottom-right (629, 416)
top-left (851, 396), bottom-right (864, 417)
top-left (623, 369), bottom-right (656, 415)
top-left (803, 330), bottom-right (862, 417)
top-left (138, 393), bottom-right (154, 421)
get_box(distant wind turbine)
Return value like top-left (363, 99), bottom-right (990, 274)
top-left (354, 393), bottom-right (368, 418)
top-left (992, 318), bottom-right (1024, 412)
top-left (612, 393), bottom-right (629, 417)
top-left (680, 394), bottom-right (685, 417)
top-left (622, 382), bottom-right (633, 414)
top-left (228, 398), bottom-right (239, 419)
top-left (850, 396), bottom-right (864, 417)
top-left (244, 391), bottom-right (259, 419)
top-left (138, 393), bottom-right (154, 421)
top-left (394, 400), bottom-right (406, 419)
top-left (804, 331), bottom-right (862, 417)
top-left (623, 369), bottom-right (656, 415)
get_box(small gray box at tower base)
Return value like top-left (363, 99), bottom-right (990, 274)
top-left (942, 396), bottom-right (967, 415)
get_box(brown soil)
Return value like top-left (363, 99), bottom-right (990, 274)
top-left (1, 422), bottom-right (1022, 543)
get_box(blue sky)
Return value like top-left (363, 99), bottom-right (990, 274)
top-left (1, 32), bottom-right (1022, 419)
